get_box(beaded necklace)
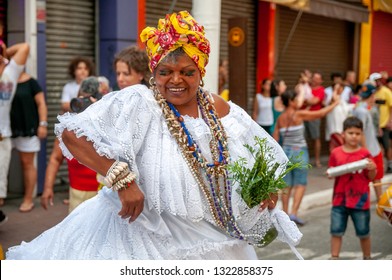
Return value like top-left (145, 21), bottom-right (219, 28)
top-left (154, 87), bottom-right (247, 240)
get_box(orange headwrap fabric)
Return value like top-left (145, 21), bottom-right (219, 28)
top-left (140, 10), bottom-right (210, 77)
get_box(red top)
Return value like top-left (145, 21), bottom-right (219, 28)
top-left (309, 86), bottom-right (325, 111)
top-left (67, 158), bottom-right (99, 192)
top-left (328, 146), bottom-right (373, 210)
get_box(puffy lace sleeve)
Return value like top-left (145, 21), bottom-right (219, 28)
top-left (55, 84), bottom-right (158, 176)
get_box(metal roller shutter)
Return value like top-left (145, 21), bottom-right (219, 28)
top-left (145, 1), bottom-right (192, 27)
top-left (220, 0), bottom-right (256, 112)
top-left (371, 11), bottom-right (392, 74)
top-left (46, 0), bottom-right (95, 187)
top-left (275, 5), bottom-right (354, 88)
top-left (276, 5), bottom-right (355, 157)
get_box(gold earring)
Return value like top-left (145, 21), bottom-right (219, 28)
top-left (149, 77), bottom-right (156, 87)
top-left (199, 79), bottom-right (204, 87)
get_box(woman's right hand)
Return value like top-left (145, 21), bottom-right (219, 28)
top-left (117, 181), bottom-right (145, 223)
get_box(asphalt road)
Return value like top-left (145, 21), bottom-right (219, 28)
top-left (256, 203), bottom-right (392, 260)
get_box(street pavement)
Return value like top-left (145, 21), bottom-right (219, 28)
top-left (256, 202), bottom-right (392, 260)
top-left (0, 155), bottom-right (391, 259)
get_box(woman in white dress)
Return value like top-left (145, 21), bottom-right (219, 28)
top-left (6, 11), bottom-right (298, 260)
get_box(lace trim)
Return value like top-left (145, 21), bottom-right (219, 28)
top-left (270, 208), bottom-right (304, 260)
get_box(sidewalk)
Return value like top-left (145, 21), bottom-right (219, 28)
top-left (0, 155), bottom-right (390, 255)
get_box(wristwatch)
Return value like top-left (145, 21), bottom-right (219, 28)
top-left (39, 121), bottom-right (48, 127)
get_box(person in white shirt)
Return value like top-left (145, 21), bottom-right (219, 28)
top-left (324, 82), bottom-right (354, 151)
top-left (252, 78), bottom-right (273, 134)
top-left (61, 56), bottom-right (95, 113)
top-left (324, 72), bottom-right (352, 104)
top-left (0, 42), bottom-right (30, 207)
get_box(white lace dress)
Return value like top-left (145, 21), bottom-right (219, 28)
top-left (6, 84), bottom-right (298, 260)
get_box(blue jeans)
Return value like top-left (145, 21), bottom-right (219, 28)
top-left (330, 206), bottom-right (370, 238)
top-left (282, 145), bottom-right (309, 186)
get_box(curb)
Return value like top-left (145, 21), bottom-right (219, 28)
top-left (301, 189), bottom-right (332, 211)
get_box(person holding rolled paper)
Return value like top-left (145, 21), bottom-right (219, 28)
top-left (328, 116), bottom-right (376, 260)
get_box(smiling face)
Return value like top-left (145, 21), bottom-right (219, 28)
top-left (154, 50), bottom-right (201, 114)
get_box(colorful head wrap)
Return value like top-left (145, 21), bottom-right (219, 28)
top-left (140, 10), bottom-right (210, 77)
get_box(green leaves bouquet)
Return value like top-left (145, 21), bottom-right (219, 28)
top-left (228, 136), bottom-right (306, 247)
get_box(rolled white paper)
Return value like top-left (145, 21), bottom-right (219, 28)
top-left (326, 159), bottom-right (369, 177)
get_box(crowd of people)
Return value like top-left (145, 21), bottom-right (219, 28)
top-left (249, 67), bottom-right (392, 259)
top-left (0, 9), bottom-right (391, 260)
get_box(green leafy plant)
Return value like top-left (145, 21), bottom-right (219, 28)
top-left (228, 136), bottom-right (308, 208)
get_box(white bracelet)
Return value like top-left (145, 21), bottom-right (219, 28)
top-left (104, 161), bottom-right (130, 187)
top-left (112, 171), bottom-right (137, 191)
top-left (106, 161), bottom-right (120, 177)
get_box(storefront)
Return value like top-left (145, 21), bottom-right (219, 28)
top-left (256, 0), bottom-right (369, 156)
top-left (275, 5), bottom-right (356, 88)
top-left (257, 0), bottom-right (369, 88)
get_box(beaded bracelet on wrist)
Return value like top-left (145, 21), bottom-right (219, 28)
top-left (103, 161), bottom-right (134, 190)
top-left (106, 160), bottom-right (120, 176)
top-left (105, 160), bottom-right (128, 186)
top-left (112, 172), bottom-right (137, 191)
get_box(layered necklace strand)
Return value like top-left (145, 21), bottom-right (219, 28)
top-left (153, 87), bottom-right (246, 240)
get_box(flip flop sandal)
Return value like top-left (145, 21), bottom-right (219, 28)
top-left (19, 203), bottom-right (35, 213)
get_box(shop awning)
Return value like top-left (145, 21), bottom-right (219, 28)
top-left (262, 0), bottom-right (369, 23)
top-left (373, 0), bottom-right (392, 14)
top-left (262, 0), bottom-right (310, 10)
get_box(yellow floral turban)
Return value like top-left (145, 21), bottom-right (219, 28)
top-left (140, 10), bottom-right (210, 77)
